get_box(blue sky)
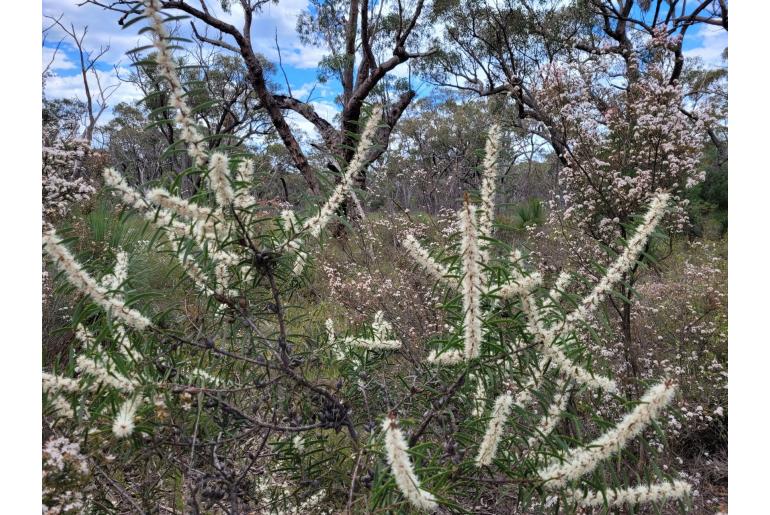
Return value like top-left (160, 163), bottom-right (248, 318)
top-left (42, 0), bottom-right (727, 137)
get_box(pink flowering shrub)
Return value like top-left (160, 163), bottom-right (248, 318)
top-left (529, 33), bottom-right (712, 272)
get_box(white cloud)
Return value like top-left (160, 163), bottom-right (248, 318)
top-left (285, 100), bottom-right (340, 140)
top-left (282, 45), bottom-right (327, 69)
top-left (43, 0), bottom-right (147, 66)
top-left (210, 0), bottom-right (324, 69)
top-left (684, 24), bottom-right (727, 68)
top-left (42, 45), bottom-right (76, 72)
top-left (288, 81), bottom-right (337, 102)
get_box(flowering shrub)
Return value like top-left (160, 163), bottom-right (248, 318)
top-left (41, 2), bottom-right (712, 512)
top-left (42, 136), bottom-right (95, 221)
top-left (529, 32), bottom-right (711, 278)
top-left (42, 436), bottom-right (91, 514)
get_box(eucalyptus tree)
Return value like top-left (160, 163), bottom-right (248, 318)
top-left (107, 47), bottom-right (274, 192)
top-left (86, 0), bottom-right (435, 195)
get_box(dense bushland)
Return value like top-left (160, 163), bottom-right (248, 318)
top-left (42, 0), bottom-right (727, 513)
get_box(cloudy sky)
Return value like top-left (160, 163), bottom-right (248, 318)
top-left (42, 0), bottom-right (727, 136)
top-left (42, 0), bottom-right (346, 136)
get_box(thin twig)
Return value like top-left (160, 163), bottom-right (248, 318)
top-left (93, 463), bottom-right (147, 514)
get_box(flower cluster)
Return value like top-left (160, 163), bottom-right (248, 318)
top-left (40, 4), bottom-right (709, 512)
top-left (533, 46), bottom-right (708, 271)
top-left (567, 479), bottom-right (691, 509)
top-left (302, 108), bottom-right (382, 238)
top-left (143, 0), bottom-right (208, 167)
top-left (112, 396), bottom-right (142, 438)
top-left (460, 200), bottom-right (484, 359)
top-left (42, 1), bottom-right (386, 481)
top-left (42, 137), bottom-right (94, 220)
top-left (43, 436), bottom-right (91, 514)
top-left (42, 230), bottom-right (151, 330)
top-left (475, 389), bottom-right (513, 466)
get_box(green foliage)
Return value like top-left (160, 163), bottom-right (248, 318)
top-left (510, 198), bottom-right (546, 231)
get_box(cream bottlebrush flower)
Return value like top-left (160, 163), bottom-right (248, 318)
top-left (279, 210), bottom-right (309, 275)
top-left (303, 107), bottom-right (382, 238)
top-left (281, 209), bottom-right (300, 234)
top-left (426, 349), bottom-right (464, 365)
top-left (372, 311), bottom-right (393, 341)
top-left (520, 293), bottom-right (618, 393)
top-left (569, 480), bottom-right (691, 508)
top-left (143, 0), bottom-right (207, 167)
top-left (382, 414), bottom-right (438, 512)
top-left (345, 311), bottom-right (401, 349)
top-left (538, 380), bottom-right (677, 487)
top-left (100, 253), bottom-right (143, 362)
top-left (291, 250), bottom-right (308, 276)
top-left (214, 261), bottom-right (233, 296)
top-left (526, 379), bottom-right (571, 448)
top-left (208, 152), bottom-right (235, 208)
top-left (565, 193), bottom-right (669, 327)
top-left (344, 336), bottom-right (402, 350)
top-left (147, 188), bottom-right (216, 227)
top-left (478, 124), bottom-right (501, 263)
top-left (43, 229), bottom-right (151, 330)
top-left (103, 167), bottom-right (192, 238)
top-left (74, 323), bottom-right (96, 347)
top-left (234, 158), bottom-right (255, 208)
top-left (475, 390), bottom-right (514, 466)
top-left (403, 234), bottom-right (459, 288)
top-left (543, 343), bottom-right (618, 393)
top-left (50, 395), bottom-right (74, 419)
top-left (112, 397), bottom-right (141, 438)
top-left (103, 167), bottom-right (147, 210)
top-left (100, 250), bottom-right (128, 293)
top-left (471, 375), bottom-right (487, 417)
top-left (75, 356), bottom-right (137, 392)
top-left (42, 373), bottom-right (80, 394)
top-left (460, 200), bottom-right (483, 359)
top-left (497, 271), bottom-right (542, 299)
top-left (325, 318), bottom-right (335, 344)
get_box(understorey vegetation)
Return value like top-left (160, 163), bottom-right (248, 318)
top-left (42, 0), bottom-right (727, 513)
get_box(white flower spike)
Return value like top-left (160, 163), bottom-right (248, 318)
top-left (382, 413), bottom-right (438, 512)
